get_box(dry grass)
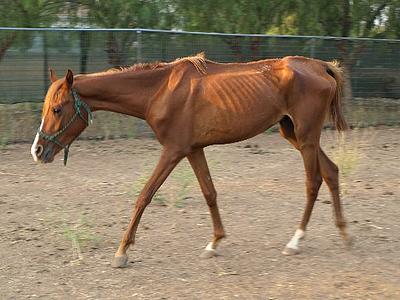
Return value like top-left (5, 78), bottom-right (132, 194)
top-left (327, 127), bottom-right (377, 195)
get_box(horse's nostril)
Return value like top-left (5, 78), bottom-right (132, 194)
top-left (36, 145), bottom-right (44, 157)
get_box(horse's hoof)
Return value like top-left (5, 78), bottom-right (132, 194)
top-left (200, 249), bottom-right (217, 259)
top-left (111, 254), bottom-right (128, 268)
top-left (282, 246), bottom-right (300, 256)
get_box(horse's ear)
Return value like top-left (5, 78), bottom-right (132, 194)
top-left (65, 69), bottom-right (74, 88)
top-left (49, 68), bottom-right (57, 83)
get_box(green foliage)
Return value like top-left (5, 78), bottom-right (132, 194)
top-left (0, 0), bottom-right (62, 27)
top-left (1, 0), bottom-right (398, 39)
top-left (332, 133), bottom-right (360, 196)
top-left (73, 0), bottom-right (167, 28)
top-left (172, 0), bottom-right (400, 39)
top-left (1, 1), bottom-right (399, 50)
top-left (331, 127), bottom-right (376, 195)
top-left (0, 0), bottom-right (63, 60)
top-left (65, 1), bottom-right (174, 64)
top-left (334, 141), bottom-right (360, 178)
top-left (62, 216), bottom-right (101, 262)
top-left (173, 0), bottom-right (291, 34)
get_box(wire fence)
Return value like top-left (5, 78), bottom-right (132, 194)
top-left (0, 28), bottom-right (399, 144)
top-left (1, 27), bottom-right (400, 103)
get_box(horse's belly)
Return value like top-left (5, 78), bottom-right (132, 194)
top-left (193, 104), bottom-right (282, 146)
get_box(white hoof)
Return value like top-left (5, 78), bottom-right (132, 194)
top-left (282, 246), bottom-right (300, 256)
top-left (283, 229), bottom-right (305, 255)
top-left (200, 249), bottom-right (217, 259)
top-left (200, 242), bottom-right (218, 258)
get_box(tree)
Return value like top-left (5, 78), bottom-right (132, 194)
top-left (69, 0), bottom-right (173, 65)
top-left (0, 0), bottom-right (62, 61)
top-left (172, 0), bottom-right (294, 60)
top-left (384, 0), bottom-right (400, 39)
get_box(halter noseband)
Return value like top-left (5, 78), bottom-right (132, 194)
top-left (38, 88), bottom-right (93, 166)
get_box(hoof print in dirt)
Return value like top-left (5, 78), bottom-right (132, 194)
top-left (344, 236), bottom-right (354, 248)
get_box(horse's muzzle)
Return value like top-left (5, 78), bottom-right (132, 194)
top-left (41, 145), bottom-right (55, 163)
top-left (31, 143), bottom-right (55, 163)
top-left (35, 144), bottom-right (44, 158)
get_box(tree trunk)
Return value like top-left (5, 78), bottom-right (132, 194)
top-left (250, 37), bottom-right (261, 60)
top-left (106, 32), bottom-right (124, 66)
top-left (336, 39), bottom-right (366, 101)
top-left (341, 63), bottom-right (353, 102)
top-left (0, 32), bottom-right (17, 62)
top-left (223, 37), bottom-right (244, 62)
top-left (341, 0), bottom-right (351, 37)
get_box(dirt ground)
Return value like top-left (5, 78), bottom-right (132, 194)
top-left (0, 128), bottom-right (399, 299)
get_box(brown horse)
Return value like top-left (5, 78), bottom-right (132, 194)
top-left (31, 53), bottom-right (350, 268)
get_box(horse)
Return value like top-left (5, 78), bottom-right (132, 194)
top-left (31, 53), bottom-right (350, 268)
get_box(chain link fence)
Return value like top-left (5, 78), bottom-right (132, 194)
top-left (0, 28), bottom-right (399, 143)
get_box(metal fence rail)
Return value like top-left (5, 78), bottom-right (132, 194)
top-left (1, 28), bottom-right (399, 104)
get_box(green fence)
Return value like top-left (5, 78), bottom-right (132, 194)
top-left (0, 28), bottom-right (399, 144)
top-left (1, 28), bottom-right (400, 103)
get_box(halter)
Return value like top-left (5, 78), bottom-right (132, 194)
top-left (38, 88), bottom-right (93, 166)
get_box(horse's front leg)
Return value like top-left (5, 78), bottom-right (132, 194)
top-left (112, 148), bottom-right (182, 268)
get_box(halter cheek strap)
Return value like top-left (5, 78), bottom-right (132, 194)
top-left (38, 88), bottom-right (93, 166)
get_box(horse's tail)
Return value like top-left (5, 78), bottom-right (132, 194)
top-left (326, 60), bottom-right (348, 131)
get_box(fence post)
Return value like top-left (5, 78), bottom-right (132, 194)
top-left (136, 30), bottom-right (142, 63)
top-left (43, 31), bottom-right (48, 96)
top-left (161, 33), bottom-right (167, 61)
top-left (309, 37), bottom-right (315, 58)
top-left (80, 30), bottom-right (89, 74)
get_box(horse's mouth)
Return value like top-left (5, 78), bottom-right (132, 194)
top-left (41, 155), bottom-right (55, 164)
top-left (40, 145), bottom-right (56, 163)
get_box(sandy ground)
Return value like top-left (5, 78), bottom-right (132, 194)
top-left (0, 128), bottom-right (399, 299)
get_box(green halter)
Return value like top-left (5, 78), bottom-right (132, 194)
top-left (38, 88), bottom-right (93, 166)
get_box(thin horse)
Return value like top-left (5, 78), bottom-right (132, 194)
top-left (31, 53), bottom-right (350, 268)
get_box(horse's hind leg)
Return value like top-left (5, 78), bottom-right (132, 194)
top-left (279, 116), bottom-right (350, 255)
top-left (187, 148), bottom-right (226, 258)
top-left (318, 149), bottom-right (351, 245)
top-left (279, 116), bottom-right (322, 255)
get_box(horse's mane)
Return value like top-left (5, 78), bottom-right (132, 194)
top-left (81, 52), bottom-right (207, 78)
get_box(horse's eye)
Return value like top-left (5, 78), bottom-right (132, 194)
top-left (53, 107), bottom-right (62, 114)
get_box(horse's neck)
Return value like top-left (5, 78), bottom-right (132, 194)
top-left (75, 70), bottom-right (168, 119)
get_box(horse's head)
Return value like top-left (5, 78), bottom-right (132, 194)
top-left (31, 69), bottom-right (92, 165)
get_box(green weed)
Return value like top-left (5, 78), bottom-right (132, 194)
top-left (331, 127), bottom-right (376, 195)
top-left (61, 215), bottom-right (101, 264)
